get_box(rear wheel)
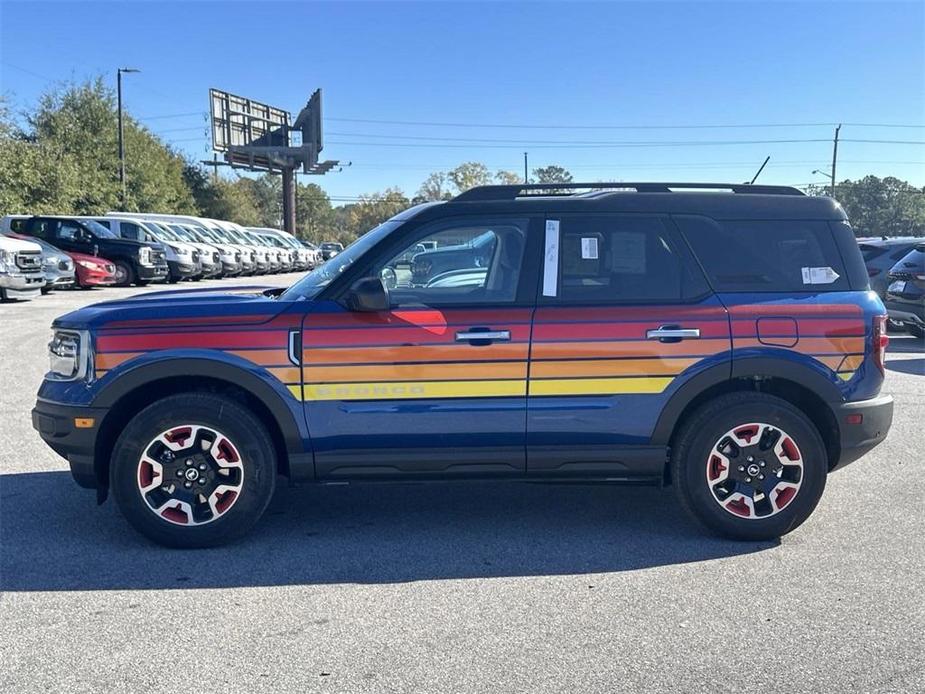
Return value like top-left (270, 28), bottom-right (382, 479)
top-left (671, 392), bottom-right (827, 541)
top-left (908, 324), bottom-right (924, 339)
top-left (111, 393), bottom-right (277, 548)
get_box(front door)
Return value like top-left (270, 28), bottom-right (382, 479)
top-left (301, 216), bottom-right (540, 479)
top-left (527, 214), bottom-right (731, 479)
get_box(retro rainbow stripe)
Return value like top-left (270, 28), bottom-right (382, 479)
top-left (90, 302), bottom-right (867, 403)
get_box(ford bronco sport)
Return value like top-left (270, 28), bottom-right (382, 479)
top-left (32, 183), bottom-right (893, 547)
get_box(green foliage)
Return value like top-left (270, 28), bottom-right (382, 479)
top-left (296, 182), bottom-right (333, 243)
top-left (342, 188), bottom-right (410, 243)
top-left (532, 164), bottom-right (573, 184)
top-left (447, 162), bottom-right (492, 193)
top-left (494, 170), bottom-right (522, 185)
top-left (808, 176), bottom-right (925, 237)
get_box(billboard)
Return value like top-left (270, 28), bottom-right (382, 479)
top-left (210, 88), bottom-right (290, 152)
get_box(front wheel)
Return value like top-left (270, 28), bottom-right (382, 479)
top-left (671, 392), bottom-right (827, 541)
top-left (112, 260), bottom-right (135, 287)
top-left (111, 393), bottom-right (277, 547)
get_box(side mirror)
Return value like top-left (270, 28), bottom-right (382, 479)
top-left (344, 276), bottom-right (389, 312)
top-left (91, 244), bottom-right (99, 257)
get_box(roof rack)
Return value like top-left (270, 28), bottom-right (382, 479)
top-left (453, 182), bottom-right (805, 202)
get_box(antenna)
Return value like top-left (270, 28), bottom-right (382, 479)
top-left (748, 156), bottom-right (771, 184)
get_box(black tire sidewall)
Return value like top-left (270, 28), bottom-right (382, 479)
top-left (111, 394), bottom-right (276, 548)
top-left (113, 260), bottom-right (134, 287)
top-left (673, 393), bottom-right (827, 541)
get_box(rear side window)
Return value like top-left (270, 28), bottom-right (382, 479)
top-left (676, 216), bottom-right (850, 292)
top-left (550, 215), bottom-right (709, 303)
top-left (859, 244), bottom-right (886, 261)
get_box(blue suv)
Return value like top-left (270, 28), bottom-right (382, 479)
top-left (32, 183), bottom-right (893, 547)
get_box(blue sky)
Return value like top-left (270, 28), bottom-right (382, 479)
top-left (2, 1), bottom-right (923, 202)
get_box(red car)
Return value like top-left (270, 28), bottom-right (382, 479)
top-left (69, 251), bottom-right (118, 288)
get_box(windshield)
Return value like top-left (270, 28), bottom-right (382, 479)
top-left (172, 226), bottom-right (197, 243)
top-left (148, 222), bottom-right (180, 242)
top-left (280, 220), bottom-right (401, 301)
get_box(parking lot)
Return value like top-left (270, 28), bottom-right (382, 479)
top-left (1, 280), bottom-right (923, 693)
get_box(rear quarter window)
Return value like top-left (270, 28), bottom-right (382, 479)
top-left (675, 216), bottom-right (850, 292)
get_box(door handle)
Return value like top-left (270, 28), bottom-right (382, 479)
top-left (646, 326), bottom-right (701, 342)
top-left (455, 329), bottom-right (511, 343)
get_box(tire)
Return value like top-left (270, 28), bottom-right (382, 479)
top-left (908, 324), bottom-right (924, 340)
top-left (671, 392), bottom-right (827, 541)
top-left (110, 393), bottom-right (277, 548)
top-left (113, 260), bottom-right (135, 287)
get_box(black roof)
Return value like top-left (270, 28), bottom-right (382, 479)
top-left (430, 182), bottom-right (846, 221)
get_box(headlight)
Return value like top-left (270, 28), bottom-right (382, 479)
top-left (172, 245), bottom-right (191, 257)
top-left (77, 260), bottom-right (99, 270)
top-left (0, 249), bottom-right (13, 272)
top-left (48, 329), bottom-right (91, 381)
top-left (139, 247), bottom-right (152, 265)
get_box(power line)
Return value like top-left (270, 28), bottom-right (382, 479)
top-left (138, 111), bottom-right (205, 121)
top-left (325, 116), bottom-right (925, 130)
top-left (326, 138), bottom-right (924, 150)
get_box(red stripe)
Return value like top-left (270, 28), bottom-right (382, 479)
top-left (303, 323), bottom-right (533, 347)
top-left (104, 314), bottom-right (301, 330)
top-left (97, 331), bottom-right (288, 352)
top-left (731, 317), bottom-right (865, 337)
top-left (533, 321), bottom-right (730, 342)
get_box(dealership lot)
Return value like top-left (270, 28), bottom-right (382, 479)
top-left (1, 282), bottom-right (923, 693)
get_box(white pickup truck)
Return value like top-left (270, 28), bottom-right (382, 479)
top-left (0, 234), bottom-right (45, 301)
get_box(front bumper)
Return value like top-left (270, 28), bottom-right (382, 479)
top-left (32, 399), bottom-right (109, 489)
top-left (1, 271), bottom-right (46, 291)
top-left (830, 393), bottom-right (894, 470)
top-left (138, 263), bottom-right (169, 282)
top-left (168, 259), bottom-right (201, 279)
top-left (221, 259), bottom-right (242, 276)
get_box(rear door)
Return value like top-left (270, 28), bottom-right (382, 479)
top-left (527, 214), bottom-right (730, 478)
top-left (301, 215), bottom-right (541, 479)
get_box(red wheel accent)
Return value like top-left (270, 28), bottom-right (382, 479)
top-left (214, 490), bottom-right (238, 514)
top-left (165, 427), bottom-right (193, 446)
top-left (734, 424), bottom-right (759, 443)
top-left (780, 437), bottom-right (801, 461)
top-left (708, 455), bottom-right (727, 481)
top-left (216, 438), bottom-right (239, 463)
top-left (726, 498), bottom-right (752, 517)
top-left (775, 486), bottom-right (797, 509)
top-left (162, 505), bottom-right (189, 524)
top-left (138, 461), bottom-right (157, 488)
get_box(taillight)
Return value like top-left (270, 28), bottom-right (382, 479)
top-left (873, 315), bottom-right (888, 375)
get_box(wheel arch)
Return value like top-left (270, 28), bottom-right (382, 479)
top-left (92, 358), bottom-right (312, 495)
top-left (653, 358), bottom-right (842, 480)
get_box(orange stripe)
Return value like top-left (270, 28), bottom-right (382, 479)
top-left (304, 343), bottom-right (530, 365)
top-left (266, 366), bottom-right (302, 384)
top-left (531, 339), bottom-right (728, 360)
top-left (530, 357), bottom-right (699, 378)
top-left (817, 354), bottom-right (865, 371)
top-left (735, 337), bottom-right (865, 354)
top-left (227, 349), bottom-right (291, 366)
top-left (305, 361), bottom-right (527, 383)
top-left (95, 352), bottom-right (142, 370)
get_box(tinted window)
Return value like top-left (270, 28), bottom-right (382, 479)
top-left (678, 217), bottom-right (850, 292)
top-left (552, 216), bottom-right (706, 303)
top-left (119, 222), bottom-right (145, 241)
top-left (375, 222), bottom-right (526, 307)
top-left (859, 243), bottom-right (887, 261)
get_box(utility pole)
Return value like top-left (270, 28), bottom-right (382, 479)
top-left (523, 152), bottom-right (529, 184)
top-left (830, 124), bottom-right (841, 198)
top-left (282, 168), bottom-right (296, 235)
top-left (116, 68), bottom-right (140, 208)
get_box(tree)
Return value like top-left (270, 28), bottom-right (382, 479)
top-left (416, 171), bottom-right (453, 201)
top-left (494, 170), bottom-right (522, 185)
top-left (809, 176), bottom-right (925, 237)
top-left (532, 164), bottom-right (573, 184)
top-left (447, 162), bottom-right (492, 193)
top-left (296, 182), bottom-right (333, 243)
top-left (344, 188), bottom-right (410, 243)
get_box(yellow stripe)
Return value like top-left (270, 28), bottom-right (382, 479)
top-left (302, 379), bottom-right (527, 401)
top-left (529, 376), bottom-right (674, 396)
top-left (837, 371), bottom-right (855, 382)
top-left (287, 385), bottom-right (303, 399)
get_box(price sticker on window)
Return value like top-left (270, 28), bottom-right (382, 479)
top-left (581, 237), bottom-right (599, 260)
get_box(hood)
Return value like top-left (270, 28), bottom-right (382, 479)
top-left (0, 235), bottom-right (42, 253)
top-left (67, 251), bottom-right (113, 265)
top-left (98, 236), bottom-right (163, 253)
top-left (54, 285), bottom-right (289, 330)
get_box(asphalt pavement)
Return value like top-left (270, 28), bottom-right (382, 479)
top-left (1, 278), bottom-right (923, 693)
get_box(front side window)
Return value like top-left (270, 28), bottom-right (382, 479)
top-left (549, 215), bottom-right (702, 303)
top-left (373, 221), bottom-right (527, 307)
top-left (57, 221), bottom-right (85, 242)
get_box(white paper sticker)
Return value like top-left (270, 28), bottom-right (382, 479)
top-left (611, 232), bottom-right (647, 274)
top-left (801, 266), bottom-right (840, 285)
top-left (581, 237), bottom-right (599, 260)
top-left (543, 220), bottom-right (560, 297)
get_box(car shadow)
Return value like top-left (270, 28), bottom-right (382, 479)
top-left (886, 358), bottom-right (925, 376)
top-left (887, 335), bottom-right (925, 354)
top-left (0, 471), bottom-right (776, 592)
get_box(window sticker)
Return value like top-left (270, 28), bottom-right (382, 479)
top-left (581, 237), bottom-right (599, 260)
top-left (611, 232), bottom-right (646, 274)
top-left (801, 266), bottom-right (840, 284)
top-left (543, 220), bottom-right (560, 296)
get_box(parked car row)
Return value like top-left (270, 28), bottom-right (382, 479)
top-left (0, 212), bottom-right (327, 301)
top-left (858, 236), bottom-right (925, 337)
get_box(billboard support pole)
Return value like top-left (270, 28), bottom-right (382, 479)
top-left (282, 167), bottom-right (297, 235)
